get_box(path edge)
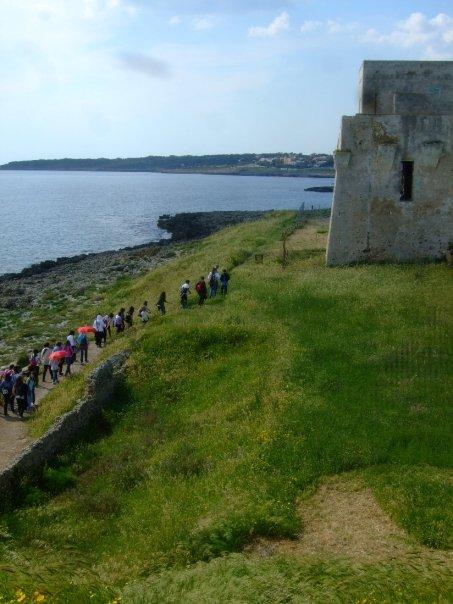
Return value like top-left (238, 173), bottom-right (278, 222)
top-left (0, 351), bottom-right (130, 510)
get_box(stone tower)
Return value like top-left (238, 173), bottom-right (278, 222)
top-left (326, 60), bottom-right (453, 265)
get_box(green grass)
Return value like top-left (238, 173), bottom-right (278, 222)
top-left (0, 212), bottom-right (452, 603)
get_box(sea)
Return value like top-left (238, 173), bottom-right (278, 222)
top-left (0, 170), bottom-right (333, 275)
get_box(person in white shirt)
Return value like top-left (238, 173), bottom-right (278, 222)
top-left (41, 342), bottom-right (51, 382)
top-left (66, 330), bottom-right (77, 363)
top-left (180, 280), bottom-right (190, 309)
top-left (93, 315), bottom-right (105, 347)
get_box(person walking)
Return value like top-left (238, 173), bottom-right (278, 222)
top-left (104, 313), bottom-right (114, 340)
top-left (180, 280), bottom-right (190, 309)
top-left (26, 372), bottom-right (36, 411)
top-left (93, 314), bottom-right (105, 347)
top-left (114, 309), bottom-right (125, 333)
top-left (156, 292), bottom-right (167, 315)
top-left (41, 342), bottom-right (51, 382)
top-left (78, 332), bottom-right (89, 364)
top-left (220, 269), bottom-right (230, 295)
top-left (67, 330), bottom-right (77, 363)
top-left (28, 349), bottom-right (40, 385)
top-left (195, 277), bottom-right (208, 305)
top-left (139, 301), bottom-right (149, 323)
top-left (64, 342), bottom-right (73, 376)
top-left (1, 372), bottom-right (14, 416)
top-left (13, 375), bottom-right (28, 419)
top-left (50, 354), bottom-right (60, 385)
top-left (125, 306), bottom-right (135, 328)
top-left (53, 342), bottom-right (64, 376)
top-left (208, 266), bottom-right (220, 298)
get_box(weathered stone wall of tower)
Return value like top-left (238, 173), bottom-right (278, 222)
top-left (327, 61), bottom-right (453, 265)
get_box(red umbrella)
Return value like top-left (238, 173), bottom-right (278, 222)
top-left (49, 350), bottom-right (67, 361)
top-left (77, 326), bottom-right (95, 334)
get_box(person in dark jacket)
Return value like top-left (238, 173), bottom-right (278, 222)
top-left (125, 306), bottom-right (135, 328)
top-left (13, 376), bottom-right (28, 418)
top-left (156, 292), bottom-right (167, 315)
top-left (1, 373), bottom-right (14, 416)
top-left (220, 269), bottom-right (230, 295)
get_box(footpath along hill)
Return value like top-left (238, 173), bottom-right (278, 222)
top-left (0, 212), bottom-right (451, 603)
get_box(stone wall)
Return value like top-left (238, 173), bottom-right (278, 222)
top-left (0, 351), bottom-right (129, 509)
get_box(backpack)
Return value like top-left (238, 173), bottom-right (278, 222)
top-left (209, 275), bottom-right (217, 287)
top-left (195, 281), bottom-right (203, 294)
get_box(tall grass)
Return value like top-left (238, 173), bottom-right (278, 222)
top-left (0, 212), bottom-right (451, 603)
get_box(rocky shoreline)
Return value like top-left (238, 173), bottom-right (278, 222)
top-left (0, 210), bottom-right (270, 314)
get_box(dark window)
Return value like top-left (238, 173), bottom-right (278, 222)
top-left (400, 161), bottom-right (414, 201)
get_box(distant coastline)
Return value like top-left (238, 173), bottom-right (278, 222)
top-left (0, 153), bottom-right (335, 178)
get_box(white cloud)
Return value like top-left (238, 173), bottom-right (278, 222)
top-left (326, 19), bottom-right (358, 34)
top-left (192, 15), bottom-right (215, 30)
top-left (82, 0), bottom-right (136, 20)
top-left (248, 11), bottom-right (289, 38)
top-left (361, 12), bottom-right (453, 56)
top-left (300, 20), bottom-right (322, 34)
top-left (169, 15), bottom-right (181, 25)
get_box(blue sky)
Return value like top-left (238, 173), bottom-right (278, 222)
top-left (0, 0), bottom-right (452, 163)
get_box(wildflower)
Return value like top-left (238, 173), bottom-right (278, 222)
top-left (33, 593), bottom-right (46, 603)
top-left (15, 590), bottom-right (26, 603)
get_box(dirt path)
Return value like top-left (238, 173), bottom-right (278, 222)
top-left (0, 343), bottom-right (103, 472)
top-left (250, 474), bottom-right (452, 568)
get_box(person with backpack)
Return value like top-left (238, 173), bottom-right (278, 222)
top-left (41, 342), bottom-right (52, 382)
top-left (93, 314), bottom-right (105, 347)
top-left (13, 375), bottom-right (28, 419)
top-left (208, 266), bottom-right (220, 298)
top-left (180, 280), bottom-right (190, 309)
top-left (195, 277), bottom-right (208, 305)
top-left (1, 372), bottom-right (14, 416)
top-left (77, 332), bottom-right (89, 364)
top-left (220, 269), bottom-right (230, 295)
top-left (156, 292), bottom-right (167, 315)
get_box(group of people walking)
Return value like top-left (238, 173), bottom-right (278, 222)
top-left (1, 265), bottom-right (231, 419)
top-left (180, 266), bottom-right (230, 309)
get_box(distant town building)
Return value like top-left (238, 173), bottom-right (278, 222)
top-left (327, 60), bottom-right (453, 265)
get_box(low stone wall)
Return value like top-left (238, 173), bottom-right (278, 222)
top-left (0, 351), bottom-right (129, 509)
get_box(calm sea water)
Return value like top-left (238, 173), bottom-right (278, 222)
top-left (0, 170), bottom-right (333, 275)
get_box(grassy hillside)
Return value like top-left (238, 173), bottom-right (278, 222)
top-left (0, 213), bottom-right (452, 603)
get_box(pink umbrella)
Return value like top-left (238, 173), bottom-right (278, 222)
top-left (77, 326), bottom-right (95, 334)
top-left (49, 350), bottom-right (67, 361)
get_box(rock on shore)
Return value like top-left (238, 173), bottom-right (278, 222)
top-left (304, 186), bottom-right (334, 193)
top-left (157, 210), bottom-right (268, 242)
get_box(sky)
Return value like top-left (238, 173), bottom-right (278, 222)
top-left (0, 0), bottom-right (452, 163)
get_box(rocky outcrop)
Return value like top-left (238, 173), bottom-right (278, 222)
top-left (0, 351), bottom-right (129, 509)
top-left (157, 211), bottom-right (269, 242)
top-left (304, 186), bottom-right (334, 193)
